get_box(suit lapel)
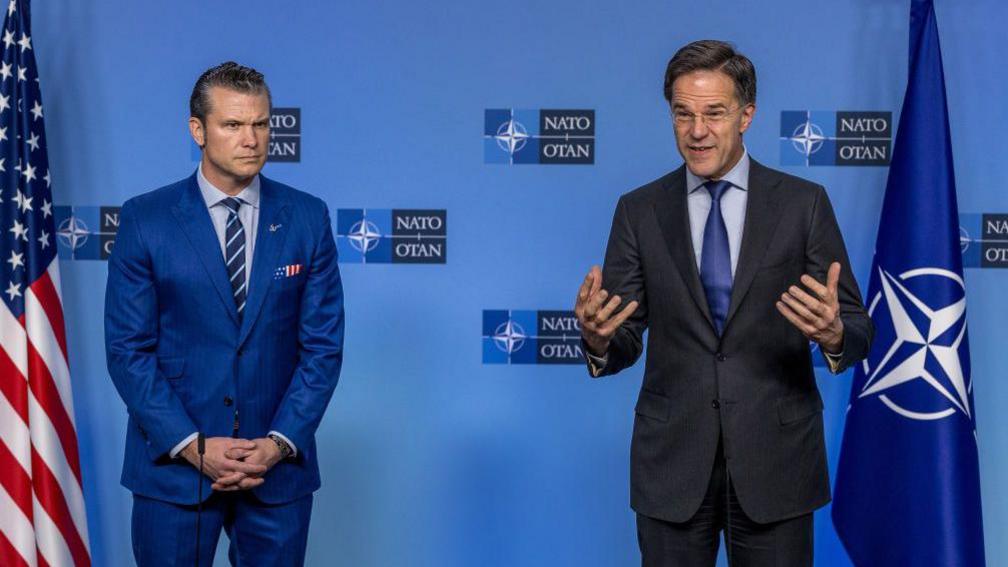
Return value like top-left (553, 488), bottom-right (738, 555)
top-left (237, 176), bottom-right (291, 347)
top-left (654, 166), bottom-right (716, 331)
top-left (171, 174), bottom-right (240, 326)
top-left (723, 159), bottom-right (784, 329)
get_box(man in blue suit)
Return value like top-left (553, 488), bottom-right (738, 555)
top-left (105, 62), bottom-right (344, 566)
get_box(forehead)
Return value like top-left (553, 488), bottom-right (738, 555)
top-left (206, 86), bottom-right (270, 118)
top-left (670, 70), bottom-right (737, 107)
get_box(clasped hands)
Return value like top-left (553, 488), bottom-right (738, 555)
top-left (574, 262), bottom-right (845, 356)
top-left (180, 436), bottom-right (282, 491)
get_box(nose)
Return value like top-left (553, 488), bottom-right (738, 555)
top-left (689, 116), bottom-right (710, 139)
top-left (240, 125), bottom-right (258, 148)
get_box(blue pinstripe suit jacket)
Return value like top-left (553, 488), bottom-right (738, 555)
top-left (105, 172), bottom-right (344, 505)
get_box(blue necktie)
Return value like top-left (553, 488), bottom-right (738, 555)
top-left (700, 180), bottom-right (733, 335)
top-left (222, 197), bottom-right (247, 318)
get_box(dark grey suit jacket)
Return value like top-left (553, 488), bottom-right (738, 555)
top-left (591, 159), bottom-right (872, 524)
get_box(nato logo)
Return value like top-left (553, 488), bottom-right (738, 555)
top-left (858, 266), bottom-right (971, 422)
top-left (960, 213), bottom-right (1008, 268)
top-left (336, 209), bottom-right (446, 264)
top-left (191, 106), bottom-right (301, 162)
top-left (780, 111), bottom-right (891, 166)
top-left (482, 310), bottom-right (584, 364)
top-left (53, 206), bottom-right (119, 260)
top-left (484, 109), bottom-right (595, 164)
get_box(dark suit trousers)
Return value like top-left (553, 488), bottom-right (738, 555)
top-left (132, 491), bottom-right (313, 566)
top-left (636, 441), bottom-right (813, 567)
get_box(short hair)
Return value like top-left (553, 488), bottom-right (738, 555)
top-left (663, 40), bottom-right (756, 107)
top-left (189, 61), bottom-right (271, 122)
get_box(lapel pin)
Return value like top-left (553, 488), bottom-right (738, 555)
top-left (270, 223), bottom-right (282, 232)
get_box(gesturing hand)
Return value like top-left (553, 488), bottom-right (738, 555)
top-left (180, 437), bottom-right (267, 491)
top-left (574, 266), bottom-right (639, 357)
top-left (775, 261), bottom-right (845, 354)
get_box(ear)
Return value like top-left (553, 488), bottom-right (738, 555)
top-left (189, 116), bottom-right (205, 148)
top-left (738, 103), bottom-right (756, 135)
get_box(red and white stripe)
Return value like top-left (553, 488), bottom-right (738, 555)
top-left (286, 264), bottom-right (302, 277)
top-left (1, 261), bottom-right (90, 567)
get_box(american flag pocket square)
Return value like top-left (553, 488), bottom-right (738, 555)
top-left (273, 263), bottom-right (304, 280)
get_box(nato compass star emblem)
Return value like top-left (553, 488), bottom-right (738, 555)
top-left (790, 119), bottom-right (825, 157)
top-left (493, 319), bottom-right (527, 355)
top-left (347, 219), bottom-right (381, 253)
top-left (57, 215), bottom-right (90, 250)
top-left (959, 225), bottom-right (972, 253)
top-left (495, 119), bottom-right (528, 156)
top-left (858, 267), bottom-right (972, 421)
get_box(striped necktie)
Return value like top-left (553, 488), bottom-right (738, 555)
top-left (222, 197), bottom-right (247, 318)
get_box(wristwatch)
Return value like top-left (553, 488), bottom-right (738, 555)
top-left (267, 433), bottom-right (293, 460)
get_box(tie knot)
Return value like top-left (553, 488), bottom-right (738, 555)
top-left (222, 197), bottom-right (242, 214)
top-left (704, 180), bottom-right (732, 202)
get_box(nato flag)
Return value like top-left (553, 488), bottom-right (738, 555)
top-left (832, 1), bottom-right (986, 565)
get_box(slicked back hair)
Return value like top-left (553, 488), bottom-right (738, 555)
top-left (663, 40), bottom-right (756, 107)
top-left (189, 61), bottom-right (271, 123)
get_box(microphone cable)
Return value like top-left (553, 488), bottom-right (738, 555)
top-left (195, 433), bottom-right (206, 567)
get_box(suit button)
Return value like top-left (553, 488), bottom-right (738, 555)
top-left (224, 396), bottom-right (233, 407)
top-left (711, 400), bottom-right (720, 409)
top-left (716, 353), bottom-right (727, 362)
top-left (236, 349), bottom-right (243, 357)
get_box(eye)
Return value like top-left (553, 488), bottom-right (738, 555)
top-left (706, 110), bottom-right (727, 121)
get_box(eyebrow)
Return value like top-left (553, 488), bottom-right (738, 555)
top-left (672, 102), bottom-right (729, 111)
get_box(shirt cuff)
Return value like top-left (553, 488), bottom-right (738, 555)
top-left (821, 349), bottom-right (843, 374)
top-left (170, 431), bottom-right (199, 459)
top-left (586, 351), bottom-right (608, 377)
top-left (268, 430), bottom-right (297, 458)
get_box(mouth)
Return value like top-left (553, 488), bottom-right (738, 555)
top-left (687, 145), bottom-right (715, 157)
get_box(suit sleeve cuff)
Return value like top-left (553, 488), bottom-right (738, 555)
top-left (268, 430), bottom-right (297, 457)
top-left (170, 431), bottom-right (199, 459)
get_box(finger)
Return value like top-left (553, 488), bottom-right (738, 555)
top-left (583, 289), bottom-right (609, 319)
top-left (799, 273), bottom-right (830, 301)
top-left (223, 439), bottom-right (257, 452)
top-left (224, 448), bottom-right (255, 461)
top-left (594, 295), bottom-right (623, 324)
top-left (213, 471), bottom-right (246, 487)
top-left (597, 300), bottom-right (639, 335)
top-left (577, 271), bottom-right (594, 304)
top-left (827, 262), bottom-right (841, 294)
top-left (776, 301), bottom-right (816, 336)
top-left (588, 266), bottom-right (602, 297)
top-left (780, 291), bottom-right (820, 324)
top-left (785, 285), bottom-right (825, 316)
top-left (213, 482), bottom-right (243, 492)
top-left (238, 477), bottom-right (265, 490)
top-left (224, 460), bottom-right (268, 476)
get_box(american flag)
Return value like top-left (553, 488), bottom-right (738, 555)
top-left (0, 1), bottom-right (90, 566)
top-left (274, 263), bottom-right (302, 279)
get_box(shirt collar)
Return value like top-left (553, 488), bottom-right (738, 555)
top-left (685, 147), bottom-right (750, 194)
top-left (197, 164), bottom-right (261, 210)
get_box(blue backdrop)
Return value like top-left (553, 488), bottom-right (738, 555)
top-left (29, 0), bottom-right (1007, 565)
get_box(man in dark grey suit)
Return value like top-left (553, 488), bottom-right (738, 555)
top-left (574, 40), bottom-right (873, 566)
